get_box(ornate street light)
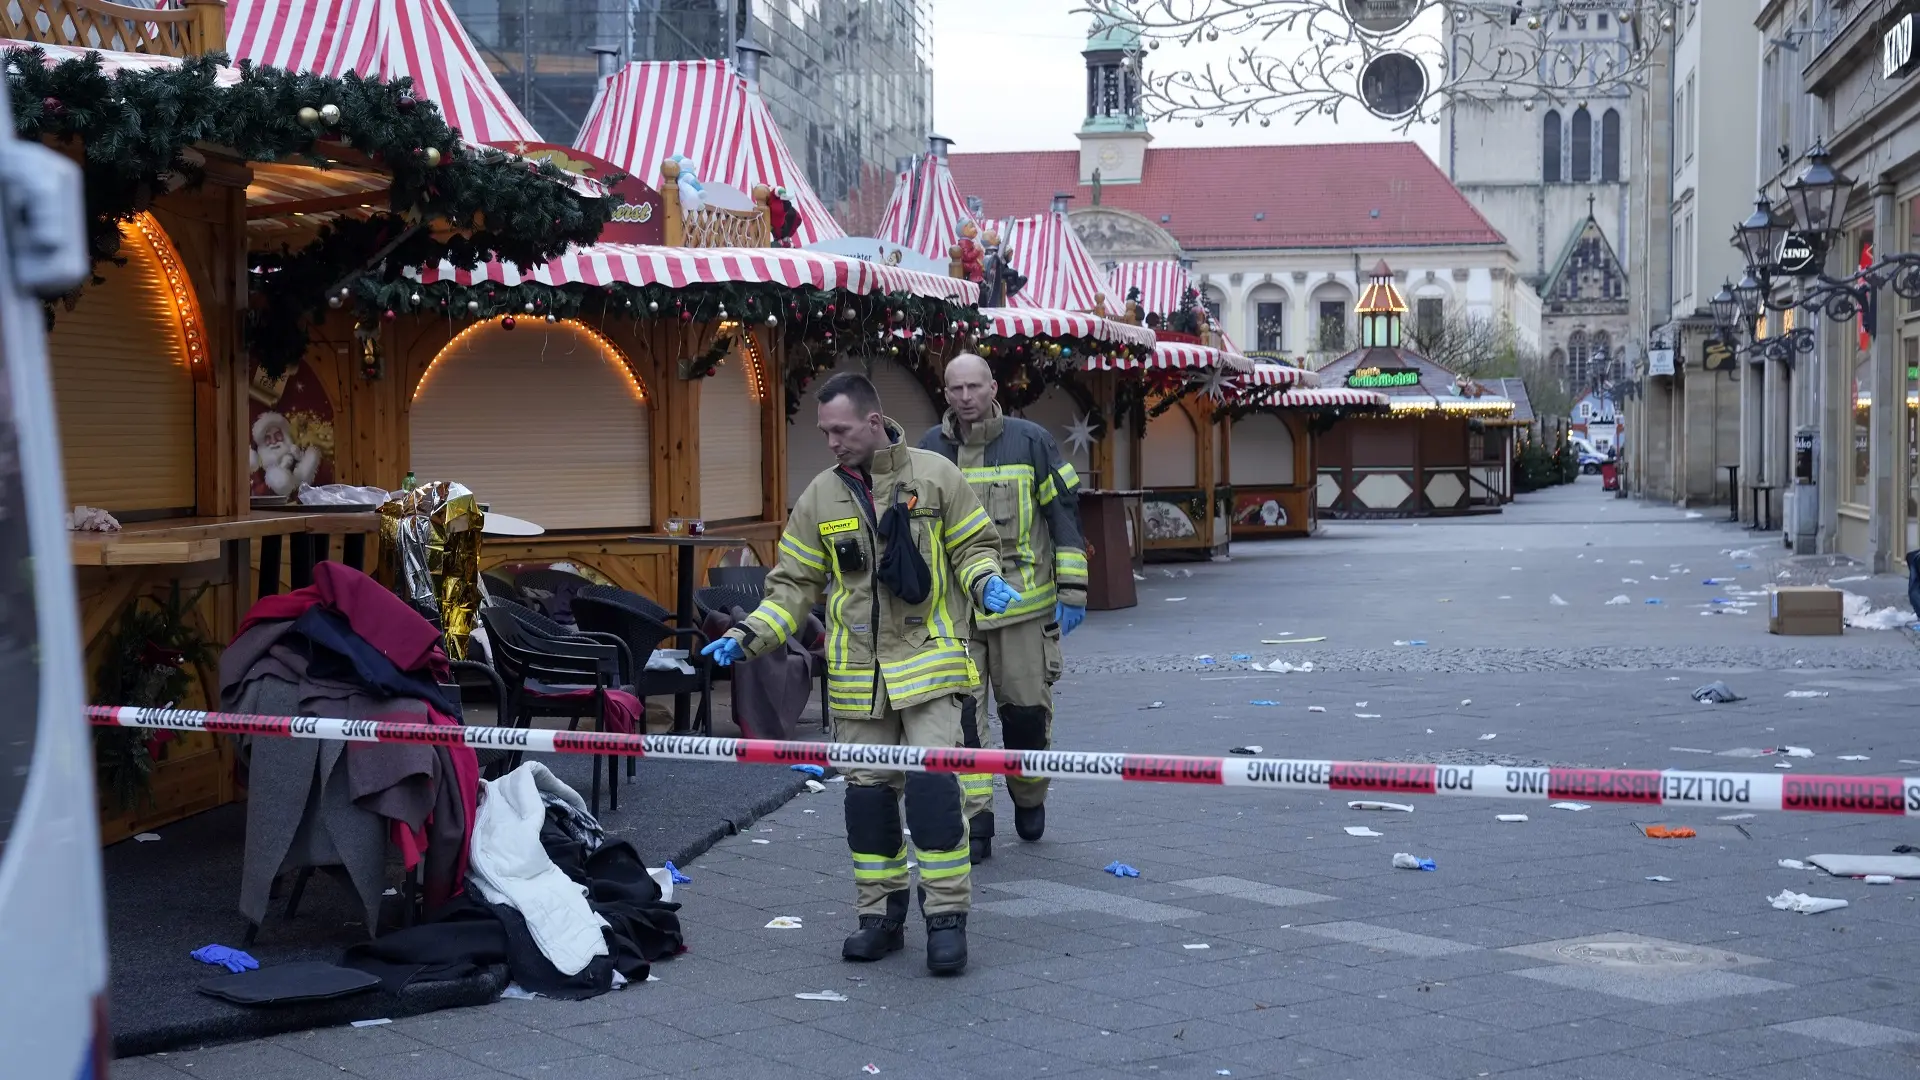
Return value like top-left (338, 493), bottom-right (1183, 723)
top-left (1733, 271), bottom-right (1766, 321)
top-left (1709, 282), bottom-right (1741, 333)
top-left (1783, 143), bottom-right (1853, 239)
top-left (1734, 193), bottom-right (1792, 273)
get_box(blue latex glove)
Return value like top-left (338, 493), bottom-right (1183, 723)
top-left (982, 575), bottom-right (1022, 614)
top-left (700, 636), bottom-right (746, 666)
top-left (191, 944), bottom-right (259, 974)
top-left (1055, 601), bottom-right (1086, 636)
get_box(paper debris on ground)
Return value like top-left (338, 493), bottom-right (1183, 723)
top-left (751, 838), bottom-right (772, 844)
top-left (828, 775), bottom-right (846, 783)
top-left (1866, 875), bottom-right (1896, 885)
top-left (350, 1018), bottom-right (392, 1028)
top-left (1806, 854), bottom-right (1920, 879)
top-left (1344, 826), bottom-right (1384, 837)
top-left (1229, 745), bottom-right (1265, 754)
top-left (1391, 639), bottom-right (1428, 647)
top-left (794, 991), bottom-right (849, 1002)
top-left (1778, 859), bottom-right (1812, 870)
top-left (1843, 592), bottom-right (1910, 630)
top-left (1774, 761), bottom-right (1794, 769)
top-left (864, 1066), bottom-right (881, 1075)
top-left (499, 985), bottom-right (540, 1000)
top-left (1142, 701), bottom-right (1165, 710)
top-left (1646, 876), bottom-right (1674, 883)
top-left (1686, 511), bottom-right (1704, 518)
top-left (1248, 700), bottom-right (1280, 708)
top-left (1133, 572), bottom-right (1147, 581)
top-left (1629, 559), bottom-right (1644, 565)
top-left (1308, 705), bottom-right (1326, 712)
top-left (1837, 755), bottom-right (1871, 761)
top-left (1356, 713), bottom-right (1382, 719)
top-left (1549, 594), bottom-right (1569, 605)
top-left (804, 779), bottom-right (826, 793)
top-left (1182, 943), bottom-right (1210, 950)
top-left (1348, 801), bottom-right (1415, 812)
top-left (1782, 746), bottom-right (1814, 758)
top-left (764, 916), bottom-right (803, 929)
top-left (1552, 802), bottom-right (1591, 811)
top-left (1251, 660), bottom-right (1314, 673)
top-left (1104, 861), bottom-right (1141, 878)
top-left (1770, 890), bottom-right (1848, 914)
top-left (1477, 733), bottom-right (1497, 741)
top-left (1606, 595), bottom-right (1631, 605)
top-left (1784, 690), bottom-right (1830, 698)
top-left (1261, 637), bottom-right (1327, 644)
top-left (1669, 747), bottom-right (1714, 755)
top-left (1459, 699), bottom-right (1472, 706)
top-left (1165, 597), bottom-right (1187, 602)
top-left (1717, 813), bottom-right (1756, 821)
top-left (133, 833), bottom-right (161, 842)
top-left (1496, 814), bottom-right (1529, 823)
top-left (1392, 853), bottom-right (1437, 870)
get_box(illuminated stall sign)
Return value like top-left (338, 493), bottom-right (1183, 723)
top-left (1346, 366), bottom-right (1421, 389)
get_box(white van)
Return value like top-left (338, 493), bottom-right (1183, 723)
top-left (0, 71), bottom-right (113, 1076)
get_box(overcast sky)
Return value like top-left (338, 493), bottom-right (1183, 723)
top-left (929, 0), bottom-right (1444, 160)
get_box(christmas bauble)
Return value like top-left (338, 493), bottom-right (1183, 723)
top-left (298, 106), bottom-right (320, 126)
top-left (766, 315), bottom-right (778, 326)
top-left (327, 295), bottom-right (342, 309)
top-left (382, 309), bottom-right (396, 321)
top-left (467, 300), bottom-right (481, 314)
top-left (396, 92), bottom-right (416, 112)
top-left (409, 292), bottom-right (421, 305)
top-left (319, 104), bottom-right (341, 126)
top-left (524, 302), bottom-right (535, 314)
top-left (425, 147), bottom-right (442, 167)
top-left (502, 316), bottom-right (516, 330)
top-left (649, 302), bottom-right (659, 313)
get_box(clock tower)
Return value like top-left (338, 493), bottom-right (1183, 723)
top-left (1076, 18), bottom-right (1151, 186)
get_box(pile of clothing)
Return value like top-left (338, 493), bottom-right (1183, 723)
top-left (223, 563), bottom-right (480, 933)
top-left (343, 762), bottom-right (683, 998)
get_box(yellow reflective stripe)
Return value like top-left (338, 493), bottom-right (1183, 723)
top-left (914, 847), bottom-right (972, 880)
top-left (1014, 477), bottom-right (1038, 591)
top-left (1054, 549), bottom-right (1088, 584)
top-left (960, 555), bottom-right (1001, 592)
top-left (852, 844), bottom-right (910, 880)
top-left (750, 601), bottom-right (798, 638)
top-left (947, 506), bottom-right (991, 548)
top-left (779, 533), bottom-right (827, 572)
top-left (979, 582), bottom-right (1056, 623)
top-left (927, 521), bottom-right (958, 641)
top-left (1055, 463), bottom-right (1080, 491)
top-left (880, 646), bottom-right (971, 680)
top-left (959, 774), bottom-right (994, 796)
top-left (960, 465), bottom-right (1033, 483)
top-left (887, 666), bottom-right (978, 699)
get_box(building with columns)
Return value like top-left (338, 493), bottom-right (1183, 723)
top-left (946, 23), bottom-right (1540, 370)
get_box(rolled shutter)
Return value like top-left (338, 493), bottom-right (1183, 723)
top-left (1142, 404), bottom-right (1197, 488)
top-left (698, 348), bottom-right (763, 521)
top-left (411, 322), bottom-right (651, 530)
top-left (786, 356), bottom-right (941, 507)
top-left (1015, 385), bottom-right (1091, 477)
top-left (787, 358), bottom-right (840, 506)
top-left (1230, 414), bottom-right (1295, 485)
top-left (867, 357), bottom-right (940, 444)
top-left (51, 230), bottom-right (196, 513)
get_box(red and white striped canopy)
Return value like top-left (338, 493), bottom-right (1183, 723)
top-left (878, 154), bottom-right (976, 265)
top-left (419, 244), bottom-right (976, 303)
top-left (574, 60), bottom-right (844, 248)
top-left (227, 0), bottom-right (540, 145)
top-left (1108, 260), bottom-right (1191, 316)
top-left (874, 166), bottom-right (914, 249)
top-left (982, 307), bottom-right (1157, 349)
top-left (992, 214), bottom-right (1118, 313)
top-left (1262, 387), bottom-right (1389, 408)
top-left (1240, 362), bottom-right (1313, 387)
top-left (1084, 341), bottom-right (1281, 377)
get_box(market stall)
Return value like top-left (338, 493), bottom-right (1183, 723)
top-left (1224, 367), bottom-right (1387, 539)
top-left (1312, 263), bottom-right (1515, 518)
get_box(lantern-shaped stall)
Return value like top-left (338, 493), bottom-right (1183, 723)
top-left (1224, 366), bottom-right (1387, 539)
top-left (1313, 263), bottom-right (1515, 518)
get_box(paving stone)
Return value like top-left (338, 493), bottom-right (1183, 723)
top-left (1771, 1016), bottom-right (1920, 1049)
top-left (1505, 963), bottom-right (1794, 1004)
top-left (1288, 920), bottom-right (1479, 958)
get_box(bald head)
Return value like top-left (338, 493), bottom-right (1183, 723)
top-left (943, 353), bottom-right (998, 426)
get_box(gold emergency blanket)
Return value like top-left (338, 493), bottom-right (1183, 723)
top-left (379, 480), bottom-right (483, 660)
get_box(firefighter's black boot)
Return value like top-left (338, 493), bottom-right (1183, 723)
top-left (1014, 803), bottom-right (1046, 842)
top-left (969, 810), bottom-right (994, 863)
top-left (925, 912), bottom-right (969, 975)
top-left (842, 891), bottom-right (908, 962)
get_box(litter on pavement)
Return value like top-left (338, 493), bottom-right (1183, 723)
top-left (1349, 801), bottom-right (1415, 812)
top-left (794, 991), bottom-right (849, 1002)
top-left (1807, 854), bottom-right (1920, 879)
top-left (1646, 876), bottom-right (1673, 883)
top-left (1644, 598), bottom-right (1664, 605)
top-left (1356, 713), bottom-right (1382, 719)
top-left (1392, 639), bottom-right (1428, 646)
top-left (1194, 655), bottom-right (1216, 664)
top-left (1142, 701), bottom-right (1166, 710)
top-left (1308, 705), bottom-right (1326, 712)
top-left (1228, 746), bottom-right (1265, 755)
top-left (1837, 755), bottom-right (1871, 761)
top-left (1784, 690), bottom-right (1830, 698)
top-left (764, 917), bottom-right (803, 929)
top-left (1866, 875), bottom-right (1896, 885)
top-left (804, 779), bottom-right (826, 793)
top-left (349, 1018), bottom-right (392, 1028)
top-left (134, 833), bottom-right (161, 843)
top-left (1717, 813), bottom-right (1756, 821)
top-left (1459, 698), bottom-right (1472, 706)
top-left (1843, 592), bottom-right (1910, 630)
top-left (1606, 595), bottom-right (1631, 605)
top-left (1769, 891), bottom-right (1848, 914)
top-left (1552, 802), bottom-right (1591, 811)
top-left (1781, 746), bottom-right (1814, 758)
top-left (1392, 853), bottom-right (1437, 871)
top-left (1251, 660), bottom-right (1314, 673)
top-left (790, 764), bottom-right (826, 777)
top-left (1478, 733), bottom-right (1498, 741)
top-left (1774, 761), bottom-right (1794, 769)
top-left (1248, 700), bottom-right (1280, 707)
top-left (664, 861), bottom-right (691, 884)
top-left (1261, 637), bottom-right (1327, 644)
top-left (1229, 653), bottom-right (1252, 661)
top-left (1344, 826), bottom-right (1383, 837)
top-left (1165, 597), bottom-right (1187, 602)
top-left (1691, 682), bottom-right (1743, 704)
top-left (1550, 594), bottom-right (1569, 605)
top-left (864, 1066), bottom-right (881, 1075)
top-left (1104, 862), bottom-right (1141, 878)
top-left (1183, 943), bottom-right (1210, 949)
top-left (1778, 859), bottom-right (1812, 870)
top-left (1640, 825), bottom-right (1696, 839)
top-left (1496, 815), bottom-right (1529, 823)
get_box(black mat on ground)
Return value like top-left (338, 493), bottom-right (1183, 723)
top-left (108, 751), bottom-right (806, 1057)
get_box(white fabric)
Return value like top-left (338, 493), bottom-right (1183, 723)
top-left (467, 762), bottom-right (609, 975)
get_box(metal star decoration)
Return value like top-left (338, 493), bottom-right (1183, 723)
top-left (1062, 412), bottom-right (1099, 457)
top-left (1196, 365), bottom-right (1237, 403)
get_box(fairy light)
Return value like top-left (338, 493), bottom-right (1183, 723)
top-left (130, 211), bottom-right (207, 370)
top-left (414, 317), bottom-right (649, 405)
top-left (1385, 399), bottom-right (1516, 417)
top-left (713, 319), bottom-right (768, 401)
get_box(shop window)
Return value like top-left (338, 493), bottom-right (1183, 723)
top-left (1317, 300), bottom-right (1347, 351)
top-left (1854, 350), bottom-right (1872, 505)
top-left (1543, 110), bottom-right (1562, 183)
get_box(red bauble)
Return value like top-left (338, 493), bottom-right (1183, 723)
top-left (41, 96), bottom-right (62, 116)
top-left (382, 309), bottom-right (397, 321)
top-left (502, 315), bottom-right (517, 330)
top-left (396, 92), bottom-right (417, 112)
top-left (680, 312), bottom-right (693, 323)
top-left (825, 305), bottom-right (836, 316)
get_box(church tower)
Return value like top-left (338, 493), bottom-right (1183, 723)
top-left (1077, 19), bottom-right (1151, 186)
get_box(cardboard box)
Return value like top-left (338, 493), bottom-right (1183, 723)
top-left (1769, 586), bottom-right (1844, 636)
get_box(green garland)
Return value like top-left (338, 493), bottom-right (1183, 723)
top-left (91, 583), bottom-right (213, 813)
top-left (6, 47), bottom-right (617, 375)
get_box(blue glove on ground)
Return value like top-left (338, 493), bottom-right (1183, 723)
top-left (700, 637), bottom-right (746, 666)
top-left (982, 575), bottom-right (1022, 614)
top-left (191, 944), bottom-right (259, 974)
top-left (1055, 602), bottom-right (1086, 636)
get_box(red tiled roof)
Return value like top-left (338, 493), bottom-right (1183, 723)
top-left (947, 142), bottom-right (1508, 252)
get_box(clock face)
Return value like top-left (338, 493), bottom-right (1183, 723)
top-left (1360, 51), bottom-right (1426, 119)
top-left (1099, 146), bottom-right (1122, 167)
top-left (1344, 0), bottom-right (1416, 36)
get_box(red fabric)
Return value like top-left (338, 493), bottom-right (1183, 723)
top-left (240, 562), bottom-right (448, 679)
top-left (526, 686), bottom-right (644, 735)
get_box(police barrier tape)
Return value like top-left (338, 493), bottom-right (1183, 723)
top-left (88, 706), bottom-right (1920, 816)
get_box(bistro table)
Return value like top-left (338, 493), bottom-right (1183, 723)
top-left (626, 532), bottom-right (755, 732)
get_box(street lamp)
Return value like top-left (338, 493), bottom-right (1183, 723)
top-left (1733, 193), bottom-right (1791, 273)
top-left (1733, 271), bottom-right (1766, 321)
top-left (1782, 142), bottom-right (1853, 239)
top-left (1709, 281), bottom-right (1740, 333)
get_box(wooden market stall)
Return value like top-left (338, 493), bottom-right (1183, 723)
top-left (1312, 263), bottom-right (1515, 519)
top-left (1225, 368), bottom-right (1387, 540)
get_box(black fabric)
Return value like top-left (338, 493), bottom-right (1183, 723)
top-left (340, 896), bottom-right (507, 993)
top-left (874, 484), bottom-right (932, 605)
top-left (959, 696), bottom-right (982, 749)
top-left (1907, 550), bottom-right (1920, 619)
top-left (903, 772), bottom-right (964, 851)
top-left (291, 607), bottom-right (459, 716)
top-left (969, 809), bottom-right (995, 840)
top-left (999, 703), bottom-right (1050, 751)
top-left (844, 782), bottom-right (903, 856)
top-left (197, 962), bottom-right (381, 1006)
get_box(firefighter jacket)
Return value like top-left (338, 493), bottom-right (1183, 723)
top-left (919, 404), bottom-right (1088, 628)
top-left (726, 418), bottom-right (1005, 716)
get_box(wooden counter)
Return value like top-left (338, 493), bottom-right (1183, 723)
top-left (71, 510), bottom-right (380, 567)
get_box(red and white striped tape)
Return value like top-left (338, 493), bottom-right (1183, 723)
top-left (87, 707), bottom-right (1920, 816)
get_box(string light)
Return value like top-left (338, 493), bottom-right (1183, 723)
top-left (1384, 399), bottom-right (1516, 417)
top-left (415, 318), bottom-right (649, 405)
top-left (130, 212), bottom-right (207, 370)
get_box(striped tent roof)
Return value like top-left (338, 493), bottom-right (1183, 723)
top-left (982, 307), bottom-right (1157, 350)
top-left (992, 213), bottom-right (1117, 313)
top-left (574, 60), bottom-right (844, 247)
top-left (226, 0), bottom-right (540, 146)
top-left (418, 244), bottom-right (977, 303)
top-left (878, 154), bottom-right (975, 265)
top-left (874, 165), bottom-right (914, 249)
top-left (1108, 260), bottom-right (1191, 317)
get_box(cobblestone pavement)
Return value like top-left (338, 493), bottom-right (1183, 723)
top-left (118, 480), bottom-right (1920, 1080)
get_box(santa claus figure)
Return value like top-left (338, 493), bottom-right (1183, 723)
top-left (250, 411), bottom-right (322, 497)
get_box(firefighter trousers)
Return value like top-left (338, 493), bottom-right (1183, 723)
top-left (960, 617), bottom-right (1064, 819)
top-left (840, 690), bottom-right (972, 917)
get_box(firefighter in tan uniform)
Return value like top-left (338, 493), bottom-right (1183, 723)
top-left (702, 371), bottom-right (1017, 975)
top-left (919, 354), bottom-right (1088, 862)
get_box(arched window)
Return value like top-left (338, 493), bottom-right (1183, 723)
top-left (1571, 107), bottom-right (1592, 182)
top-left (1566, 329), bottom-right (1589, 389)
top-left (1601, 109), bottom-right (1621, 181)
top-left (1543, 110), bottom-right (1563, 183)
